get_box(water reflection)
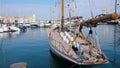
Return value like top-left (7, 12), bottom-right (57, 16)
top-left (98, 25), bottom-right (120, 68)
top-left (0, 32), bottom-right (21, 40)
top-left (103, 25), bottom-right (120, 47)
top-left (104, 25), bottom-right (108, 39)
top-left (0, 31), bottom-right (26, 68)
top-left (39, 28), bottom-right (49, 36)
top-left (110, 25), bottom-right (120, 68)
top-left (116, 25), bottom-right (120, 46)
top-left (30, 28), bottom-right (49, 36)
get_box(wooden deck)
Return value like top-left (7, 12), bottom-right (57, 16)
top-left (49, 30), bottom-right (80, 61)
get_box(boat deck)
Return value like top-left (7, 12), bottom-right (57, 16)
top-left (49, 29), bottom-right (87, 62)
top-left (49, 29), bottom-right (108, 65)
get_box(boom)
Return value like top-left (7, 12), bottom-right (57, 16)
top-left (74, 12), bottom-right (119, 31)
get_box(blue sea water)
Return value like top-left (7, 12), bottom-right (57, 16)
top-left (0, 25), bottom-right (120, 68)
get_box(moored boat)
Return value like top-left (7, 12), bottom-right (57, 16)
top-left (49, 29), bottom-right (109, 65)
top-left (0, 24), bottom-right (20, 33)
top-left (48, 0), bottom-right (118, 65)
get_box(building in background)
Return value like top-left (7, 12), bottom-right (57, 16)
top-left (32, 13), bottom-right (36, 23)
top-left (0, 14), bottom-right (36, 23)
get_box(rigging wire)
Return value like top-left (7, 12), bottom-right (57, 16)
top-left (94, 28), bottom-right (102, 53)
top-left (88, 0), bottom-right (94, 18)
top-left (88, 0), bottom-right (101, 49)
top-left (57, 0), bottom-right (61, 21)
top-left (68, 0), bottom-right (72, 31)
top-left (88, 0), bottom-right (94, 46)
top-left (115, 0), bottom-right (117, 13)
top-left (72, 0), bottom-right (77, 17)
top-left (0, 0), bottom-right (1, 16)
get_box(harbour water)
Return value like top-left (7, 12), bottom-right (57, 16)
top-left (0, 25), bottom-right (120, 68)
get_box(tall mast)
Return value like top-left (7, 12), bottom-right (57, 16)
top-left (61, 0), bottom-right (64, 31)
top-left (115, 0), bottom-right (117, 13)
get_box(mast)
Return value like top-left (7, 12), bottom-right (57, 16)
top-left (61, 0), bottom-right (64, 31)
top-left (115, 0), bottom-right (117, 13)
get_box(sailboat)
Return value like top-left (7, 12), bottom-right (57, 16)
top-left (48, 0), bottom-right (118, 65)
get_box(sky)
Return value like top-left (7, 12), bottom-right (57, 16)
top-left (0, 0), bottom-right (120, 21)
